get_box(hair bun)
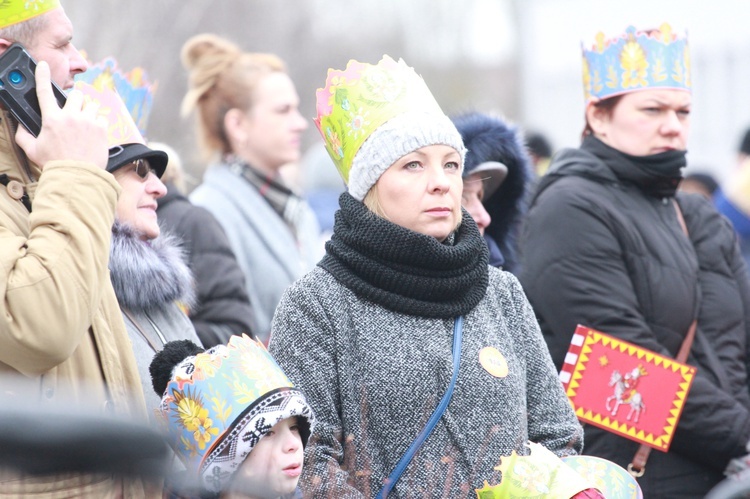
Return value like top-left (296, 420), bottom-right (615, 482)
top-left (180, 33), bottom-right (239, 71)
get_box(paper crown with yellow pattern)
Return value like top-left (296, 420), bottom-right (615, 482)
top-left (582, 23), bottom-right (691, 104)
top-left (153, 334), bottom-right (314, 494)
top-left (75, 57), bottom-right (157, 138)
top-left (73, 64), bottom-right (167, 177)
top-left (315, 55), bottom-right (465, 201)
top-left (0, 0), bottom-right (59, 29)
top-left (474, 442), bottom-right (642, 499)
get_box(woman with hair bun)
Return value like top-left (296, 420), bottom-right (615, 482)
top-left (181, 34), bottom-right (321, 344)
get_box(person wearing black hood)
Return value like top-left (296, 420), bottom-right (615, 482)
top-left (519, 24), bottom-right (750, 498)
top-left (452, 112), bottom-right (531, 273)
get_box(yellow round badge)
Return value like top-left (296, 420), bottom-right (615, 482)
top-left (479, 347), bottom-right (508, 378)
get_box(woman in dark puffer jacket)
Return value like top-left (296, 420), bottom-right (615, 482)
top-left (520, 23), bottom-right (750, 498)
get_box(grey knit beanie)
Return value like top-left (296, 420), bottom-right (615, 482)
top-left (347, 111), bottom-right (467, 201)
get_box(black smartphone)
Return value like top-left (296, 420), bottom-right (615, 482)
top-left (0, 43), bottom-right (67, 137)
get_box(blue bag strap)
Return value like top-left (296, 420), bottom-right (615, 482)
top-left (375, 315), bottom-right (464, 499)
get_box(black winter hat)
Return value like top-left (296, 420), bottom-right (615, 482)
top-left (107, 143), bottom-right (168, 178)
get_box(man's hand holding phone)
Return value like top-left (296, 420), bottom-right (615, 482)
top-left (14, 61), bottom-right (108, 171)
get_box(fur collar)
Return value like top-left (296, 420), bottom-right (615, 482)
top-left (109, 221), bottom-right (195, 313)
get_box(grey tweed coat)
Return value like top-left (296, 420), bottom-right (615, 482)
top-left (269, 266), bottom-right (583, 498)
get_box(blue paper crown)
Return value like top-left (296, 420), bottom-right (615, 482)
top-left (582, 23), bottom-right (690, 104)
top-left (74, 57), bottom-right (156, 137)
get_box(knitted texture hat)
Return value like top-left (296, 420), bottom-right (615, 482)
top-left (315, 55), bottom-right (465, 201)
top-left (149, 335), bottom-right (314, 494)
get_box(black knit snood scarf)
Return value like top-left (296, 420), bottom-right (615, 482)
top-left (582, 135), bottom-right (687, 197)
top-left (319, 192), bottom-right (490, 318)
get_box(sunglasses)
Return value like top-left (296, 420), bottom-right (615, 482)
top-left (133, 159), bottom-right (155, 180)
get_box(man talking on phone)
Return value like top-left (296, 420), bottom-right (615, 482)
top-left (0, 1), bottom-right (157, 497)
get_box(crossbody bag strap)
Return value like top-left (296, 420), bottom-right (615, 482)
top-left (122, 308), bottom-right (162, 353)
top-left (375, 316), bottom-right (464, 499)
top-left (628, 199), bottom-right (698, 477)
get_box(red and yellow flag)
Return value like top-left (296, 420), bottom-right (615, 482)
top-left (559, 325), bottom-right (696, 452)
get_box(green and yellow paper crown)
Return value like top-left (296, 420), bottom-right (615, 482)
top-left (0, 0), bottom-right (59, 29)
top-left (475, 442), bottom-right (642, 498)
top-left (582, 23), bottom-right (690, 104)
top-left (314, 55), bottom-right (446, 184)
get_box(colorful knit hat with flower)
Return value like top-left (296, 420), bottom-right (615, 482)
top-left (315, 55), bottom-right (465, 201)
top-left (0, 0), bottom-right (59, 29)
top-left (149, 334), bottom-right (314, 494)
top-left (582, 23), bottom-right (690, 104)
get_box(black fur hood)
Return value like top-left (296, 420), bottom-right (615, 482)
top-left (452, 112), bottom-right (532, 271)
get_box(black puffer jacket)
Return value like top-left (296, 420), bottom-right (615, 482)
top-left (520, 137), bottom-right (750, 498)
top-left (157, 183), bottom-right (257, 347)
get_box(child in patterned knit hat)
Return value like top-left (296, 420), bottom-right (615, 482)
top-left (268, 55), bottom-right (584, 498)
top-left (149, 335), bottom-right (314, 498)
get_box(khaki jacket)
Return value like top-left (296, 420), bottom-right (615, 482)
top-left (0, 111), bottom-right (154, 497)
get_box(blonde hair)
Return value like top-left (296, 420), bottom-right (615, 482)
top-left (363, 185), bottom-right (389, 220)
top-left (180, 33), bottom-right (286, 160)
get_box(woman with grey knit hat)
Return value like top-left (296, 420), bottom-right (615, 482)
top-left (268, 55), bottom-right (583, 498)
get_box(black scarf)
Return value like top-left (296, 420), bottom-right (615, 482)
top-left (582, 135), bottom-right (687, 197)
top-left (319, 193), bottom-right (489, 318)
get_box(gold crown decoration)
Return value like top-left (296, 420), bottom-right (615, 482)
top-left (0, 0), bottom-right (59, 29)
top-left (75, 57), bottom-right (157, 138)
top-left (582, 23), bottom-right (690, 104)
top-left (314, 55), bottom-right (447, 184)
top-left (73, 81), bottom-right (145, 148)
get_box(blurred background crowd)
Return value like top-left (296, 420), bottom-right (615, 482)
top-left (64, 0), bottom-right (750, 190)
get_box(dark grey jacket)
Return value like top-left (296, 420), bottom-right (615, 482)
top-left (157, 183), bottom-right (256, 347)
top-left (270, 267), bottom-right (583, 498)
top-left (520, 144), bottom-right (750, 498)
